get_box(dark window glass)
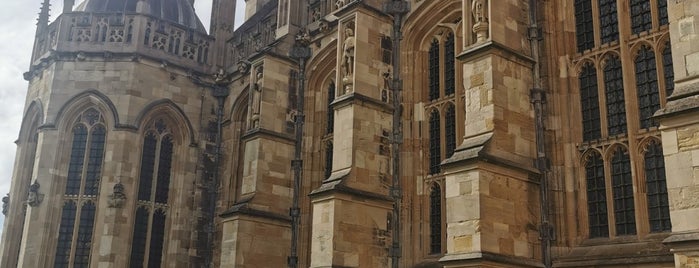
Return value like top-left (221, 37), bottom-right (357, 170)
top-left (138, 133), bottom-right (157, 201)
top-left (611, 147), bottom-right (636, 235)
top-left (74, 202), bottom-right (96, 267)
top-left (663, 42), bottom-right (675, 96)
top-left (445, 105), bottom-right (456, 158)
top-left (327, 81), bottom-right (335, 134)
top-left (288, 70), bottom-right (298, 111)
top-left (155, 136), bottom-right (173, 204)
top-left (444, 34), bottom-right (455, 96)
top-left (54, 201), bottom-right (77, 268)
top-left (324, 141), bottom-right (333, 179)
top-left (604, 56), bottom-right (627, 136)
top-left (575, 0), bottom-right (594, 52)
top-left (429, 184), bottom-right (442, 254)
top-left (586, 152), bottom-right (609, 238)
top-left (429, 110), bottom-right (441, 175)
top-left (429, 40), bottom-right (440, 101)
top-left (66, 125), bottom-right (88, 195)
top-left (149, 209), bottom-right (167, 268)
top-left (381, 36), bottom-right (393, 64)
top-left (599, 0), bottom-right (619, 44)
top-left (631, 0), bottom-right (652, 34)
top-left (645, 141), bottom-right (671, 232)
top-left (129, 207), bottom-right (149, 267)
top-left (658, 0), bottom-right (669, 26)
top-left (580, 63), bottom-right (601, 141)
top-left (84, 125), bottom-right (106, 196)
top-left (635, 46), bottom-right (660, 129)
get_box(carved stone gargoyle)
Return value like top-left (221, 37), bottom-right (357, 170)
top-left (108, 182), bottom-right (126, 208)
top-left (27, 181), bottom-right (43, 207)
top-left (2, 193), bottom-right (9, 216)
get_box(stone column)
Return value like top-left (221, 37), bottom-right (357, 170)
top-left (308, 7), bottom-right (395, 268)
top-left (218, 56), bottom-right (296, 267)
top-left (439, 1), bottom-right (541, 267)
top-left (657, 1), bottom-right (699, 266)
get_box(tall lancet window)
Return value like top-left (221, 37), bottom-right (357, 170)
top-left (611, 146), bottom-right (636, 235)
top-left (580, 63), bottom-right (601, 141)
top-left (575, 0), bottom-right (594, 52)
top-left (644, 140), bottom-right (671, 232)
top-left (429, 183), bottom-right (442, 254)
top-left (428, 110), bottom-right (441, 175)
top-left (604, 56), bottom-right (626, 136)
top-left (662, 42), bottom-right (675, 96)
top-left (630, 0), bottom-right (652, 34)
top-left (635, 45), bottom-right (660, 129)
top-left (54, 108), bottom-right (107, 268)
top-left (324, 81), bottom-right (336, 179)
top-left (130, 119), bottom-right (174, 267)
top-left (585, 151), bottom-right (609, 238)
top-left (599, 0), bottom-right (619, 44)
top-left (444, 34), bottom-right (455, 96)
top-left (428, 39), bottom-right (440, 101)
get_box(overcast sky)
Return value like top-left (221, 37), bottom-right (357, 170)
top-left (0, 0), bottom-right (245, 236)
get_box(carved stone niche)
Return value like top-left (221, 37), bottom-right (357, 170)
top-left (108, 182), bottom-right (126, 208)
top-left (26, 181), bottom-right (43, 207)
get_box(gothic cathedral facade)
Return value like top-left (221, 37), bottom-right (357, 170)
top-left (2, 0), bottom-right (699, 267)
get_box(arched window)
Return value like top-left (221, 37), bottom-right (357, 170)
top-left (662, 42), bottom-right (675, 96)
top-left (635, 46), bottom-right (660, 129)
top-left (585, 151), bottom-right (608, 238)
top-left (599, 0), bottom-right (619, 44)
top-left (429, 184), bottom-right (442, 254)
top-left (54, 108), bottom-right (106, 268)
top-left (644, 141), bottom-right (671, 232)
top-left (444, 34), bottom-right (455, 96)
top-left (428, 39), bottom-right (440, 101)
top-left (604, 56), bottom-right (626, 136)
top-left (326, 81), bottom-right (335, 134)
top-left (611, 147), bottom-right (636, 235)
top-left (575, 0), bottom-right (594, 52)
top-left (445, 104), bottom-right (456, 158)
top-left (324, 141), bottom-right (333, 180)
top-left (580, 63), bottom-right (601, 141)
top-left (630, 0), bottom-right (652, 34)
top-left (658, 0), bottom-right (668, 26)
top-left (130, 119), bottom-right (174, 267)
top-left (428, 110), bottom-right (441, 175)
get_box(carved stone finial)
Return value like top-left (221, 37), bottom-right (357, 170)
top-left (108, 182), bottom-right (126, 208)
top-left (27, 181), bottom-right (44, 207)
top-left (2, 193), bottom-right (9, 216)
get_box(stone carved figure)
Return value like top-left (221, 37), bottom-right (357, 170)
top-left (108, 182), bottom-right (126, 208)
top-left (250, 65), bottom-right (264, 128)
top-left (472, 0), bottom-right (487, 22)
top-left (2, 193), bottom-right (9, 216)
top-left (27, 181), bottom-right (43, 207)
top-left (341, 27), bottom-right (355, 79)
top-left (472, 0), bottom-right (490, 42)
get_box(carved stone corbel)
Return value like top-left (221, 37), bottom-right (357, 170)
top-left (108, 182), bottom-right (126, 208)
top-left (27, 181), bottom-right (44, 207)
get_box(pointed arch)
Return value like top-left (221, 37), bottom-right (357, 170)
top-left (134, 99), bottom-right (196, 146)
top-left (17, 99), bottom-right (44, 143)
top-left (51, 89), bottom-right (120, 131)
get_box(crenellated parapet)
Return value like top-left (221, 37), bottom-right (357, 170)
top-left (28, 12), bottom-right (213, 80)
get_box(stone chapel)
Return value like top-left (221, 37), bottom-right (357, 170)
top-left (2, 0), bottom-right (699, 267)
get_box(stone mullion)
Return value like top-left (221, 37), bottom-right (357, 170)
top-left (591, 0), bottom-right (601, 48)
top-left (595, 58), bottom-right (609, 138)
top-left (602, 149), bottom-right (617, 237)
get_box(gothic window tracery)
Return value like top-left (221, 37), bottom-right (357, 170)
top-left (130, 119), bottom-right (174, 267)
top-left (428, 110), bottom-right (441, 175)
top-left (324, 80), bottom-right (336, 179)
top-left (54, 108), bottom-right (107, 268)
top-left (444, 34), bottom-right (455, 96)
top-left (428, 39), bottom-right (440, 101)
top-left (573, 1), bottom-right (673, 240)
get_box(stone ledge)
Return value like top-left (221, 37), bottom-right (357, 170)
top-left (309, 172), bottom-right (392, 203)
top-left (663, 231), bottom-right (699, 252)
top-left (439, 251), bottom-right (544, 268)
top-left (219, 201), bottom-right (291, 223)
top-left (555, 238), bottom-right (672, 267)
